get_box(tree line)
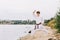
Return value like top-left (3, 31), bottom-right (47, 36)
top-left (44, 9), bottom-right (60, 33)
top-left (0, 20), bottom-right (36, 25)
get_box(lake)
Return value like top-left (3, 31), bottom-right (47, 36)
top-left (0, 25), bottom-right (34, 40)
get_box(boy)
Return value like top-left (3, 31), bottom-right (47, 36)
top-left (33, 10), bottom-right (49, 33)
top-left (33, 10), bottom-right (43, 30)
top-left (28, 10), bottom-right (49, 34)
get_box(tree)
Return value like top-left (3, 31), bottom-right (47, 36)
top-left (44, 18), bottom-right (54, 26)
top-left (55, 9), bottom-right (60, 33)
top-left (47, 19), bottom-right (56, 29)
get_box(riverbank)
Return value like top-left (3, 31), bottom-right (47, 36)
top-left (19, 26), bottom-right (56, 40)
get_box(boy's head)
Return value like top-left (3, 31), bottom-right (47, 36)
top-left (36, 11), bottom-right (40, 17)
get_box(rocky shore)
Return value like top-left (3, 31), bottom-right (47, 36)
top-left (18, 26), bottom-right (58, 40)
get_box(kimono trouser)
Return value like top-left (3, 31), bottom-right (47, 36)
top-left (34, 24), bottom-right (49, 33)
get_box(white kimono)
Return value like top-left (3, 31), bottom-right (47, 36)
top-left (33, 16), bottom-right (48, 33)
top-left (34, 16), bottom-right (44, 29)
top-left (30, 16), bottom-right (49, 35)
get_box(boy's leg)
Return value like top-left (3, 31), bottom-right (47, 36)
top-left (42, 26), bottom-right (48, 33)
top-left (34, 25), bottom-right (36, 30)
top-left (42, 29), bottom-right (49, 34)
top-left (37, 25), bottom-right (39, 29)
top-left (31, 29), bottom-right (36, 35)
top-left (39, 25), bottom-right (49, 33)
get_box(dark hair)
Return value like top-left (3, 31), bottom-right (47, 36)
top-left (36, 11), bottom-right (40, 14)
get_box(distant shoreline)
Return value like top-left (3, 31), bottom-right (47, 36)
top-left (0, 24), bottom-right (35, 25)
top-left (0, 20), bottom-right (36, 25)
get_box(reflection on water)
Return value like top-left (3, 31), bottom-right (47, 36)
top-left (0, 25), bottom-right (34, 40)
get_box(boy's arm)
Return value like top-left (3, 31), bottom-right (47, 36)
top-left (36, 17), bottom-right (44, 25)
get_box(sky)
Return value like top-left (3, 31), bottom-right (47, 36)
top-left (0, 0), bottom-right (59, 20)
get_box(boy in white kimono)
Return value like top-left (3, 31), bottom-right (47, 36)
top-left (33, 10), bottom-right (49, 33)
top-left (28, 10), bottom-right (49, 34)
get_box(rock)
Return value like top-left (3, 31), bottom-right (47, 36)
top-left (19, 30), bottom-right (53, 40)
top-left (18, 26), bottom-right (56, 40)
top-left (48, 38), bottom-right (53, 40)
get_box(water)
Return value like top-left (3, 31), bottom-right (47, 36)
top-left (0, 25), bottom-right (34, 40)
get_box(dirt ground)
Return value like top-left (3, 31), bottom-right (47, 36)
top-left (18, 26), bottom-right (58, 40)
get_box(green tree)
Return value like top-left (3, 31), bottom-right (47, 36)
top-left (55, 9), bottom-right (60, 33)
